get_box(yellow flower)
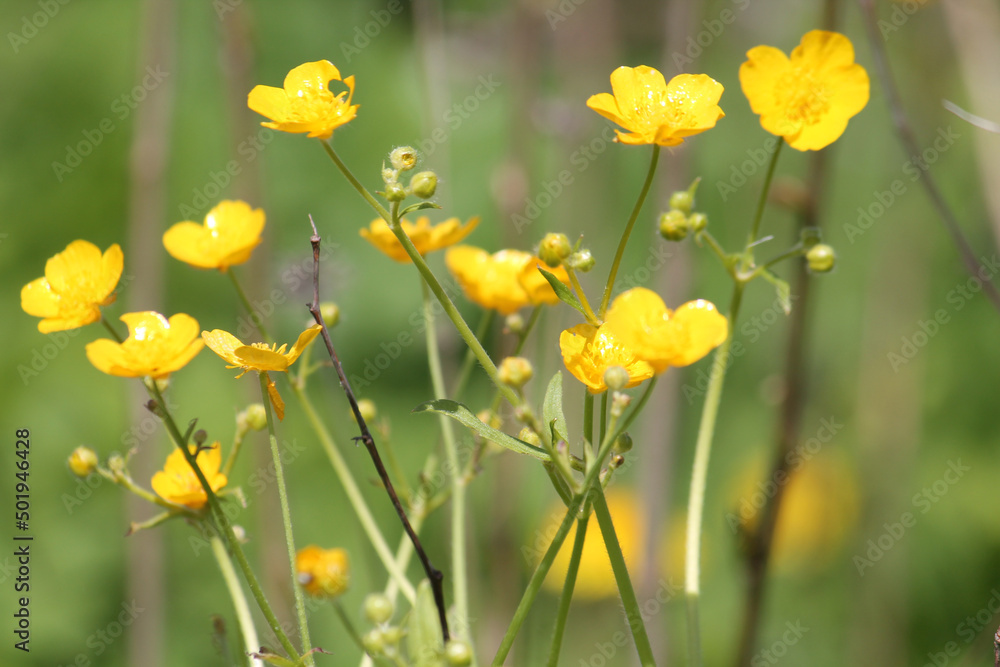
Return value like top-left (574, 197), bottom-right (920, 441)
top-left (739, 30), bottom-right (870, 151)
top-left (445, 245), bottom-right (570, 315)
top-left (247, 60), bottom-right (358, 140)
top-left (86, 312), bottom-right (203, 379)
top-left (21, 240), bottom-right (123, 333)
top-left (604, 287), bottom-right (727, 373)
top-left (559, 323), bottom-right (654, 394)
top-left (539, 489), bottom-right (646, 600)
top-left (201, 325), bottom-right (323, 420)
top-left (163, 200), bottom-right (265, 271)
top-left (587, 66), bottom-right (725, 146)
top-left (151, 444), bottom-right (228, 510)
top-left (68, 446), bottom-right (99, 477)
top-left (296, 545), bottom-right (350, 597)
top-left (360, 216), bottom-right (479, 263)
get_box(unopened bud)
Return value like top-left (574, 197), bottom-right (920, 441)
top-left (68, 446), bottom-right (98, 477)
top-left (477, 410), bottom-right (502, 430)
top-left (603, 366), bottom-right (630, 392)
top-left (362, 628), bottom-right (385, 655)
top-left (355, 399), bottom-right (378, 424)
top-left (381, 166), bottom-right (398, 184)
top-left (688, 211), bottom-right (708, 233)
top-left (538, 233), bottom-right (572, 268)
top-left (806, 243), bottom-right (836, 273)
top-left (613, 432), bottom-right (633, 454)
top-left (445, 639), bottom-right (473, 666)
top-left (383, 182), bottom-right (407, 203)
top-left (566, 249), bottom-right (595, 272)
top-left (498, 356), bottom-right (533, 389)
top-left (513, 404), bottom-right (535, 424)
top-left (659, 210), bottom-right (689, 241)
top-left (610, 391), bottom-right (632, 418)
top-left (388, 146), bottom-right (418, 171)
top-left (669, 190), bottom-right (694, 214)
top-left (244, 404), bottom-right (268, 431)
top-left (409, 171), bottom-right (437, 199)
top-left (363, 593), bottom-right (394, 625)
top-left (517, 427), bottom-right (542, 447)
top-left (193, 429), bottom-right (207, 446)
top-left (318, 302), bottom-right (340, 328)
top-left (108, 453), bottom-right (126, 476)
top-left (381, 625), bottom-right (403, 645)
top-left (504, 312), bottom-right (525, 334)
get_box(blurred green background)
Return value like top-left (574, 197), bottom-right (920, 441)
top-left (2, 0), bottom-right (1000, 665)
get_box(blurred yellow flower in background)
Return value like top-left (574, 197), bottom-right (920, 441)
top-left (587, 66), bottom-right (725, 146)
top-left (539, 489), bottom-right (646, 600)
top-left (740, 30), bottom-right (869, 151)
top-left (21, 240), bottom-right (123, 333)
top-left (86, 312), bottom-right (203, 379)
top-left (296, 545), bottom-right (350, 597)
top-left (445, 245), bottom-right (570, 314)
top-left (163, 200), bottom-right (265, 271)
top-left (151, 444), bottom-right (228, 510)
top-left (605, 287), bottom-right (728, 373)
top-left (360, 216), bottom-right (479, 263)
top-left (248, 60), bottom-right (358, 140)
top-left (559, 323), bottom-right (654, 394)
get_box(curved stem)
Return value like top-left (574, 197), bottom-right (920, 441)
top-left (258, 373), bottom-right (314, 666)
top-left (598, 145), bottom-right (661, 318)
top-left (210, 533), bottom-right (264, 667)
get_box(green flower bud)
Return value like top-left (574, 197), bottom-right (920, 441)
top-left (610, 391), bottom-right (632, 418)
top-left (688, 211), bottom-right (708, 233)
top-left (355, 399), bottom-right (378, 424)
top-left (566, 249), bottom-right (595, 272)
top-left (383, 182), bottom-right (407, 203)
top-left (498, 356), bottom-right (533, 389)
top-left (613, 432), bottom-right (633, 454)
top-left (388, 146), bottom-right (418, 171)
top-left (68, 446), bottom-right (98, 477)
top-left (538, 232), bottom-right (572, 268)
top-left (409, 171), bottom-right (438, 199)
top-left (603, 365), bottom-right (630, 392)
top-left (445, 639), bottom-right (473, 666)
top-left (806, 243), bottom-right (836, 273)
top-left (517, 427), bottom-right (542, 448)
top-left (244, 403), bottom-right (268, 431)
top-left (669, 190), bottom-right (694, 214)
top-left (320, 302), bottom-right (340, 328)
top-left (363, 593), bottom-right (394, 625)
top-left (504, 312), bottom-right (525, 334)
top-left (381, 166), bottom-right (398, 185)
top-left (380, 625), bottom-right (403, 645)
top-left (362, 628), bottom-right (385, 655)
top-left (108, 453), bottom-right (126, 477)
top-left (658, 210), bottom-right (689, 241)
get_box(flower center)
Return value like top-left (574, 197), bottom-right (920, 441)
top-left (777, 69), bottom-right (830, 127)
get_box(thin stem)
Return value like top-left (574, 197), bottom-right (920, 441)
top-left (291, 383), bottom-right (416, 604)
top-left (546, 510), bottom-right (589, 667)
top-left (684, 282), bottom-right (745, 667)
top-left (228, 268), bottom-right (273, 342)
top-left (211, 533), bottom-right (264, 667)
top-left (592, 486), bottom-right (656, 666)
top-left (223, 421), bottom-right (250, 479)
top-left (583, 392), bottom-right (595, 448)
top-left (101, 315), bottom-right (125, 343)
top-left (566, 267), bottom-right (600, 326)
top-left (598, 145), bottom-right (661, 318)
top-left (146, 382), bottom-right (301, 662)
top-left (421, 278), bottom-right (472, 649)
top-left (258, 373), bottom-right (314, 667)
top-left (451, 310), bottom-right (494, 398)
top-left (332, 599), bottom-right (367, 656)
top-left (744, 138), bottom-right (784, 263)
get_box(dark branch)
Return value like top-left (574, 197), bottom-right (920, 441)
top-left (305, 215), bottom-right (450, 642)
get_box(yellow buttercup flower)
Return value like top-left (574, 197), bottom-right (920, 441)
top-left (559, 323), bottom-right (654, 394)
top-left (21, 240), bottom-right (123, 333)
top-left (604, 287), bottom-right (727, 373)
top-left (151, 444), bottom-right (228, 510)
top-left (587, 66), bottom-right (725, 146)
top-left (539, 489), bottom-right (646, 600)
top-left (248, 60), bottom-right (358, 140)
top-left (360, 216), bottom-right (479, 263)
top-left (163, 200), bottom-right (265, 271)
top-left (201, 325), bottom-right (322, 420)
top-left (86, 312), bottom-right (203, 379)
top-left (445, 245), bottom-right (570, 315)
top-left (739, 30), bottom-right (870, 151)
top-left (296, 545), bottom-right (350, 597)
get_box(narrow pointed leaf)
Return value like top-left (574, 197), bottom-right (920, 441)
top-left (542, 371), bottom-right (569, 445)
top-left (413, 399), bottom-right (551, 462)
top-left (538, 266), bottom-right (588, 319)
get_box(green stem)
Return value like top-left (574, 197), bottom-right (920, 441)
top-left (258, 373), bottom-right (314, 667)
top-left (451, 310), bottom-right (494, 398)
top-left (583, 393), bottom-right (595, 448)
top-left (592, 486), bottom-right (656, 666)
top-left (743, 138), bottom-right (784, 266)
top-left (421, 278), bottom-right (472, 650)
top-left (146, 382), bottom-right (302, 663)
top-left (321, 141), bottom-right (519, 407)
top-left (598, 145), bottom-right (661, 318)
top-left (332, 599), bottom-right (367, 655)
top-left (685, 282), bottom-right (745, 667)
top-left (101, 315), bottom-right (125, 343)
top-left (566, 268), bottom-right (600, 326)
top-left (211, 533), bottom-right (263, 667)
top-left (546, 510), bottom-right (589, 667)
top-left (228, 268), bottom-right (272, 342)
top-left (290, 383), bottom-right (417, 604)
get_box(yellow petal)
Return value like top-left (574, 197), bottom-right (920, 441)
top-left (285, 324), bottom-right (323, 365)
top-left (234, 345), bottom-right (289, 372)
top-left (660, 300), bottom-right (728, 367)
top-left (267, 376), bottom-right (286, 421)
top-left (284, 60), bottom-right (343, 95)
top-left (247, 84), bottom-right (291, 123)
top-left (202, 329), bottom-right (246, 366)
top-left (20, 277), bottom-right (60, 318)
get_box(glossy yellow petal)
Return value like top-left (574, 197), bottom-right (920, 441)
top-left (86, 312), bottom-right (203, 378)
top-left (286, 324), bottom-right (323, 365)
top-left (234, 344), bottom-right (289, 371)
top-left (659, 300), bottom-right (728, 367)
top-left (164, 200), bottom-right (265, 270)
top-left (517, 257), bottom-right (571, 306)
top-left (446, 245), bottom-right (536, 314)
top-left (246, 85), bottom-right (289, 124)
top-left (201, 329), bottom-right (244, 367)
top-left (361, 216), bottom-right (478, 263)
top-left (203, 326), bottom-right (318, 375)
top-left (266, 376), bottom-right (286, 421)
top-left (559, 323), bottom-right (654, 393)
top-left (152, 444), bottom-right (228, 510)
top-left (248, 60), bottom-right (358, 140)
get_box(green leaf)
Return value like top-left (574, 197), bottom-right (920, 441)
top-left (542, 371), bottom-right (569, 445)
top-left (538, 267), bottom-right (588, 319)
top-left (760, 269), bottom-right (792, 315)
top-left (398, 201), bottom-right (442, 217)
top-left (413, 400), bottom-right (551, 462)
top-left (407, 579), bottom-right (444, 667)
top-left (247, 648), bottom-right (297, 667)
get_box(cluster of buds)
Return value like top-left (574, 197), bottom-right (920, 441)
top-left (381, 146), bottom-right (438, 203)
top-left (659, 178), bottom-right (708, 242)
top-left (537, 232), bottom-right (595, 273)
